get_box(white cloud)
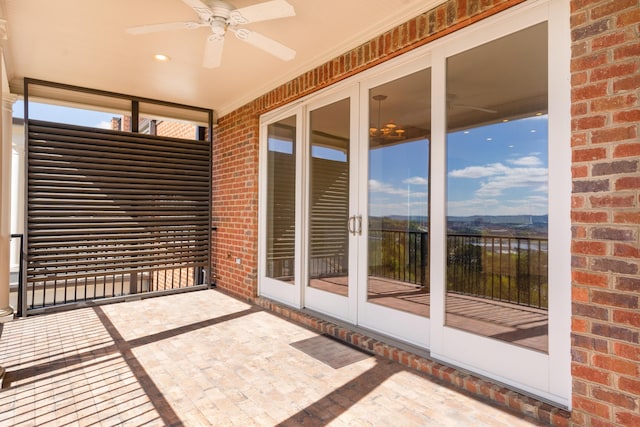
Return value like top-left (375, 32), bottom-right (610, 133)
top-left (508, 156), bottom-right (543, 167)
top-left (96, 120), bottom-right (113, 129)
top-left (369, 179), bottom-right (403, 195)
top-left (448, 163), bottom-right (509, 179)
top-left (403, 176), bottom-right (428, 185)
top-left (369, 179), bottom-right (429, 216)
top-left (369, 179), bottom-right (428, 198)
top-left (475, 167), bottom-right (547, 197)
top-left (533, 184), bottom-right (549, 193)
top-left (369, 201), bottom-right (429, 217)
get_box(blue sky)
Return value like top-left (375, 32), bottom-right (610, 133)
top-left (446, 116), bottom-right (548, 217)
top-left (368, 115), bottom-right (549, 218)
top-left (369, 139), bottom-right (429, 219)
top-left (14, 100), bottom-right (118, 129)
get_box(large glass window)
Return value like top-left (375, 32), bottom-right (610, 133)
top-left (265, 116), bottom-right (297, 283)
top-left (445, 23), bottom-right (549, 352)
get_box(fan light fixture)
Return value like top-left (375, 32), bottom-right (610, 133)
top-left (369, 94), bottom-right (405, 140)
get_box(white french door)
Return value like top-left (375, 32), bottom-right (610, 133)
top-left (259, 0), bottom-right (570, 408)
top-left (427, 0), bottom-right (570, 407)
top-left (303, 86), bottom-right (359, 323)
top-left (355, 61), bottom-right (432, 348)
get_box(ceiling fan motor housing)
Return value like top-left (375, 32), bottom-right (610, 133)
top-left (206, 1), bottom-right (233, 19)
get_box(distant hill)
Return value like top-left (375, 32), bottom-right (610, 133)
top-left (448, 215), bottom-right (548, 225)
top-left (382, 215), bottom-right (548, 225)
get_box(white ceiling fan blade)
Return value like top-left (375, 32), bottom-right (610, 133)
top-left (454, 103), bottom-right (498, 114)
top-left (203, 35), bottom-right (225, 68)
top-left (233, 28), bottom-right (295, 61)
top-left (126, 21), bottom-right (205, 35)
top-left (230, 0), bottom-right (295, 25)
top-left (180, 0), bottom-right (214, 21)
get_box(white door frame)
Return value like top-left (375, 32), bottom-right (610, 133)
top-left (356, 57), bottom-right (432, 348)
top-left (303, 85), bottom-right (360, 323)
top-left (428, 0), bottom-right (571, 407)
top-left (258, 105), bottom-right (304, 307)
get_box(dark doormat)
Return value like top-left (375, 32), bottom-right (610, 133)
top-left (290, 334), bottom-right (373, 369)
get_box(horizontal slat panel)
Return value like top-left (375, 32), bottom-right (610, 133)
top-left (29, 138), bottom-right (209, 163)
top-left (27, 120), bottom-right (210, 295)
top-left (28, 228), bottom-right (209, 239)
top-left (29, 121), bottom-right (210, 153)
top-left (28, 235), bottom-right (209, 248)
top-left (29, 243), bottom-right (210, 261)
top-left (29, 144), bottom-right (209, 165)
top-left (28, 159), bottom-right (209, 178)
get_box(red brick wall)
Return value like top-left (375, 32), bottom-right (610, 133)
top-left (156, 120), bottom-right (197, 139)
top-left (212, 105), bottom-right (260, 300)
top-left (569, 0), bottom-right (640, 426)
top-left (212, 0), bottom-right (640, 424)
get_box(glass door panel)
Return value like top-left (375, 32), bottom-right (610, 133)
top-left (260, 112), bottom-right (302, 307)
top-left (445, 23), bottom-right (549, 352)
top-left (306, 93), bottom-right (355, 324)
top-left (265, 116), bottom-right (297, 284)
top-left (367, 69), bottom-right (431, 318)
top-left (357, 64), bottom-right (432, 348)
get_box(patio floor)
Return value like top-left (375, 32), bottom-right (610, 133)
top-left (0, 289), bottom-right (545, 426)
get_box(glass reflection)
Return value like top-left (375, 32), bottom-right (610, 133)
top-left (265, 116), bottom-right (296, 283)
top-left (445, 23), bottom-right (549, 352)
top-left (308, 99), bottom-right (351, 296)
top-left (367, 68), bottom-right (431, 317)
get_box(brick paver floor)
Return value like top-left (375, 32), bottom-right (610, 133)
top-left (0, 289), bottom-right (544, 426)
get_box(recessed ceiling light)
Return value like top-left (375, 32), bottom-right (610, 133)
top-left (154, 54), bottom-right (170, 62)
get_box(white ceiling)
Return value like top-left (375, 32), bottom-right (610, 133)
top-left (1, 0), bottom-right (444, 117)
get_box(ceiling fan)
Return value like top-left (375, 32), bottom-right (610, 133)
top-left (447, 93), bottom-right (497, 114)
top-left (126, 0), bottom-right (296, 68)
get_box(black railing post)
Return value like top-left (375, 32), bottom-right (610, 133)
top-left (11, 234), bottom-right (25, 317)
top-left (129, 271), bottom-right (138, 295)
top-left (420, 232), bottom-right (427, 287)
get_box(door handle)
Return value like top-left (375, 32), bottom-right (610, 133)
top-left (347, 216), bottom-right (355, 235)
top-left (347, 215), bottom-right (362, 236)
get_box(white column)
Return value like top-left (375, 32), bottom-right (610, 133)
top-left (0, 19), bottom-right (12, 384)
top-left (0, 38), bottom-right (14, 321)
top-left (10, 118), bottom-right (24, 271)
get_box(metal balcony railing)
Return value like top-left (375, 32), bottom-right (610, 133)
top-left (369, 230), bottom-right (548, 309)
top-left (266, 230), bottom-right (549, 310)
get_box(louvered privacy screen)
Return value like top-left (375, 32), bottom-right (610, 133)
top-left (26, 120), bottom-right (211, 312)
top-left (309, 157), bottom-right (349, 278)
